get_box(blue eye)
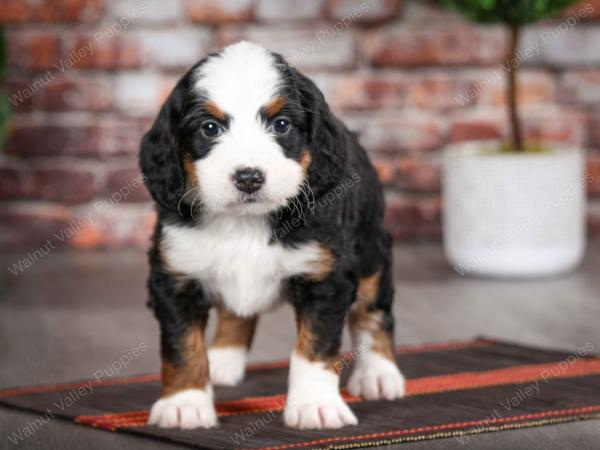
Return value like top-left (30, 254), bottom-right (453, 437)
top-left (202, 121), bottom-right (221, 138)
top-left (273, 118), bottom-right (290, 134)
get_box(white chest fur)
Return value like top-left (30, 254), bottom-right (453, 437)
top-left (161, 216), bottom-right (323, 317)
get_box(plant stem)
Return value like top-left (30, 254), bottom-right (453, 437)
top-left (507, 24), bottom-right (523, 152)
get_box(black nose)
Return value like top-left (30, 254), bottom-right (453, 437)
top-left (233, 168), bottom-right (265, 194)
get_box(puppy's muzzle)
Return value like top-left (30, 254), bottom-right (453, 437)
top-left (233, 168), bottom-right (265, 194)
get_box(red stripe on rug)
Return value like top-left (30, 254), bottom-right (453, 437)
top-left (0, 338), bottom-right (492, 400)
top-left (74, 356), bottom-right (600, 430)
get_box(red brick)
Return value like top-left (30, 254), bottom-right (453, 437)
top-left (41, 77), bottom-right (111, 111)
top-left (0, 203), bottom-right (70, 249)
top-left (218, 26), bottom-right (356, 70)
top-left (30, 166), bottom-right (96, 204)
top-left (407, 72), bottom-right (475, 110)
top-left (63, 34), bottom-right (141, 70)
top-left (559, 70), bottom-right (600, 106)
top-left (186, 0), bottom-right (253, 23)
top-left (593, 114), bottom-right (600, 148)
top-left (588, 155), bottom-right (600, 197)
top-left (374, 158), bottom-right (441, 193)
top-left (450, 116), bottom-right (505, 143)
top-left (0, 161), bottom-right (26, 200)
top-left (384, 196), bottom-right (441, 241)
top-left (95, 120), bottom-right (148, 157)
top-left (523, 109), bottom-right (587, 146)
top-left (478, 71), bottom-right (556, 107)
top-left (403, 1), bottom-right (463, 22)
top-left (589, 202), bottom-right (600, 238)
top-left (105, 166), bottom-right (150, 202)
top-left (395, 158), bottom-right (441, 193)
top-left (343, 113), bottom-right (444, 154)
top-left (564, 0), bottom-right (600, 20)
top-left (0, 0), bottom-right (30, 23)
top-left (159, 75), bottom-right (179, 105)
top-left (256, 0), bottom-right (324, 21)
top-left (327, 0), bottom-right (402, 23)
top-left (329, 73), bottom-right (406, 110)
top-left (6, 119), bottom-right (146, 158)
top-left (362, 25), bottom-right (506, 67)
top-left (6, 122), bottom-right (90, 158)
top-left (3, 79), bottom-right (36, 112)
top-left (69, 204), bottom-right (155, 249)
top-left (450, 108), bottom-right (586, 146)
top-left (35, 0), bottom-right (105, 23)
top-left (7, 32), bottom-right (61, 70)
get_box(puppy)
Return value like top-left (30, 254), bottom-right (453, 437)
top-left (139, 41), bottom-right (405, 430)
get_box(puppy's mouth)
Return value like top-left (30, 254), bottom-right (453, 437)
top-left (239, 193), bottom-right (263, 204)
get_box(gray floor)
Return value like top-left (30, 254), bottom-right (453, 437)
top-left (1, 243), bottom-right (599, 449)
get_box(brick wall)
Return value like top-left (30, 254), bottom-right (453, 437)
top-left (1, 0), bottom-right (599, 250)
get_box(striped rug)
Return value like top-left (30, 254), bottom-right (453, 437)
top-left (2, 338), bottom-right (599, 449)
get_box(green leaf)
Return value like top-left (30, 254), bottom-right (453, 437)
top-left (440, 0), bottom-right (578, 25)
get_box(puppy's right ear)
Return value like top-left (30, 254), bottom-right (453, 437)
top-left (139, 86), bottom-right (186, 212)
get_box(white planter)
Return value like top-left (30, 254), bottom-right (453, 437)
top-left (443, 141), bottom-right (587, 278)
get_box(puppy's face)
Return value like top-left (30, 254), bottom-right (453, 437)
top-left (179, 43), bottom-right (310, 216)
top-left (140, 41), bottom-right (344, 218)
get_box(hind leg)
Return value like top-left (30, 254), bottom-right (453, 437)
top-left (347, 254), bottom-right (405, 400)
top-left (208, 305), bottom-right (258, 386)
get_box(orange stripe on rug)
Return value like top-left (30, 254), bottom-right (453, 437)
top-left (74, 356), bottom-right (600, 431)
top-left (0, 338), bottom-right (492, 400)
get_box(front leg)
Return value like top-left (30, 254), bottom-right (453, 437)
top-left (284, 275), bottom-right (358, 429)
top-left (147, 271), bottom-right (217, 429)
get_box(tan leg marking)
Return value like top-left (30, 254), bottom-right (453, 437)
top-left (212, 306), bottom-right (257, 350)
top-left (295, 314), bottom-right (340, 373)
top-left (349, 271), bottom-right (394, 361)
top-left (161, 322), bottom-right (209, 397)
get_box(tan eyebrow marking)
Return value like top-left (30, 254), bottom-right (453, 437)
top-left (265, 96), bottom-right (286, 118)
top-left (204, 100), bottom-right (227, 121)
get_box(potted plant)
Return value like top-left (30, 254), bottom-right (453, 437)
top-left (0, 26), bottom-right (8, 294)
top-left (441, 0), bottom-right (586, 277)
top-left (0, 26), bottom-right (8, 149)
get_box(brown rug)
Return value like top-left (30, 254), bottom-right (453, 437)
top-left (2, 338), bottom-right (600, 449)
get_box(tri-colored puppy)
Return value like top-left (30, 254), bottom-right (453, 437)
top-left (139, 41), bottom-right (405, 430)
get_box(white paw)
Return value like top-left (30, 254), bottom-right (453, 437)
top-left (284, 394), bottom-right (358, 429)
top-left (208, 347), bottom-right (247, 386)
top-left (348, 353), bottom-right (405, 400)
top-left (148, 388), bottom-right (217, 429)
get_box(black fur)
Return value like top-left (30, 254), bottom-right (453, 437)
top-left (140, 48), bottom-right (394, 372)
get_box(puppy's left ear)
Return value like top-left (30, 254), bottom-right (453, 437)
top-left (291, 67), bottom-right (346, 196)
top-left (139, 85), bottom-right (187, 212)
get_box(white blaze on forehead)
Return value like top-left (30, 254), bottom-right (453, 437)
top-left (194, 41), bottom-right (281, 117)
top-left (189, 41), bottom-right (303, 216)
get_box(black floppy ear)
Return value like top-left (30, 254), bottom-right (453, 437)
top-left (291, 67), bottom-right (346, 196)
top-left (139, 85), bottom-right (186, 212)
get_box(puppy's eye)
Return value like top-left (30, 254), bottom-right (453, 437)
top-left (201, 121), bottom-right (222, 138)
top-left (273, 118), bottom-right (291, 134)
